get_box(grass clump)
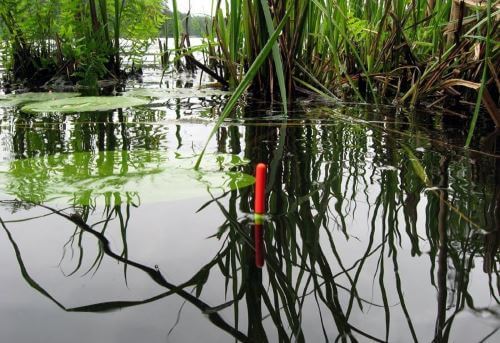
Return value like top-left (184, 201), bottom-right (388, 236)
top-left (176, 0), bottom-right (496, 126)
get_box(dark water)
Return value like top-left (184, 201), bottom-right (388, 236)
top-left (0, 80), bottom-right (499, 342)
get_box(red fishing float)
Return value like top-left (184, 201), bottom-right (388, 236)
top-left (254, 163), bottom-right (267, 215)
top-left (254, 163), bottom-right (267, 268)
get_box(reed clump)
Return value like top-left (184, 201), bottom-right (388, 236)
top-left (196, 0), bottom-right (498, 125)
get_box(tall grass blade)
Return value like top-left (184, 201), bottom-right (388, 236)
top-left (171, 0), bottom-right (181, 66)
top-left (194, 8), bottom-right (290, 170)
top-left (259, 0), bottom-right (288, 114)
top-left (465, 0), bottom-right (493, 147)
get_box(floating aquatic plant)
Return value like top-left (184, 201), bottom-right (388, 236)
top-left (0, 150), bottom-right (254, 206)
top-left (0, 92), bottom-right (81, 107)
top-left (123, 88), bottom-right (231, 100)
top-left (21, 96), bottom-right (149, 113)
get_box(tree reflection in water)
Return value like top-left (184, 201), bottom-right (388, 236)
top-left (0, 102), bottom-right (499, 342)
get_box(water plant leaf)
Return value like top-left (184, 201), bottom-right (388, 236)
top-left (0, 151), bottom-right (254, 206)
top-left (123, 88), bottom-right (230, 100)
top-left (0, 92), bottom-right (81, 107)
top-left (402, 145), bottom-right (430, 186)
top-left (21, 96), bottom-right (148, 113)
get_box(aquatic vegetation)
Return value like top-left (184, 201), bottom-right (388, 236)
top-left (0, 0), bottom-right (164, 88)
top-left (21, 96), bottom-right (148, 113)
top-left (195, 11), bottom-right (290, 169)
top-left (0, 3), bottom-right (497, 343)
top-left (169, 0), bottom-right (499, 143)
top-left (0, 150), bottom-right (254, 206)
top-left (0, 1), bottom-right (496, 128)
top-left (0, 92), bottom-right (81, 107)
top-left (0, 104), bottom-right (498, 341)
top-left (124, 87), bottom-right (230, 100)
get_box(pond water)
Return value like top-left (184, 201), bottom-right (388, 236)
top-left (0, 65), bottom-right (499, 343)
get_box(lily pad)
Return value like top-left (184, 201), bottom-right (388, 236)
top-left (0, 150), bottom-right (254, 206)
top-left (123, 88), bottom-right (230, 100)
top-left (0, 92), bottom-right (81, 107)
top-left (21, 96), bottom-right (149, 113)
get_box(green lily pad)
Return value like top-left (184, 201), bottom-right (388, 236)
top-left (124, 88), bottom-right (230, 100)
top-left (21, 96), bottom-right (149, 113)
top-left (0, 92), bottom-right (81, 107)
top-left (0, 150), bottom-right (254, 206)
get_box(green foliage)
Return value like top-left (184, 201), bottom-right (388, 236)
top-left (195, 8), bottom-right (291, 169)
top-left (0, 0), bottom-right (497, 133)
top-left (124, 87), bottom-right (230, 100)
top-left (206, 0), bottom-right (498, 110)
top-left (21, 96), bottom-right (148, 113)
top-left (345, 15), bottom-right (371, 45)
top-left (0, 92), bottom-right (81, 107)
top-left (0, 0), bottom-right (164, 86)
top-left (120, 0), bottom-right (164, 39)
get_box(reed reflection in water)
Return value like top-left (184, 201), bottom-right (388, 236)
top-left (0, 102), bottom-right (499, 342)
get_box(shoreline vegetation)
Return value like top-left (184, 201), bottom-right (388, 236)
top-left (0, 1), bottom-right (498, 137)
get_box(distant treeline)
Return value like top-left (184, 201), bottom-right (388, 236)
top-left (159, 11), bottom-right (211, 38)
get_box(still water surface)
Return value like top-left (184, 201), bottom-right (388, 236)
top-left (0, 68), bottom-right (499, 342)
